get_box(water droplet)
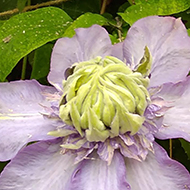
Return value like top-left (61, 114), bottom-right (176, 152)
top-left (23, 30), bottom-right (25, 34)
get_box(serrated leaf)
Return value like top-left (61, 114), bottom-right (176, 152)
top-left (30, 43), bottom-right (53, 80)
top-left (0, 7), bottom-right (72, 81)
top-left (180, 139), bottom-right (190, 160)
top-left (63, 13), bottom-right (108, 37)
top-left (119, 0), bottom-right (190, 25)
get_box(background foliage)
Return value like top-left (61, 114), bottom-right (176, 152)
top-left (0, 0), bottom-right (190, 173)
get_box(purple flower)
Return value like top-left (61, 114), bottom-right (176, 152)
top-left (1, 16), bottom-right (190, 190)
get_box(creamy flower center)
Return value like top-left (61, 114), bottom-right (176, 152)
top-left (59, 51), bottom-right (151, 142)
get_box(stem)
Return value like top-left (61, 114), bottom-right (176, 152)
top-left (169, 139), bottom-right (172, 158)
top-left (0, 0), bottom-right (69, 17)
top-left (115, 17), bottom-right (123, 42)
top-left (21, 56), bottom-right (27, 80)
top-left (27, 0), bottom-right (31, 6)
top-left (100, 0), bottom-right (108, 14)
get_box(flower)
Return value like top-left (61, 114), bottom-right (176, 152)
top-left (1, 16), bottom-right (190, 190)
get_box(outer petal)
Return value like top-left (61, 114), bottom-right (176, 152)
top-left (48, 25), bottom-right (112, 90)
top-left (124, 16), bottom-right (190, 87)
top-left (0, 140), bottom-right (77, 190)
top-left (111, 42), bottom-right (124, 61)
top-left (152, 77), bottom-right (190, 142)
top-left (0, 80), bottom-right (62, 161)
top-left (125, 142), bottom-right (190, 190)
top-left (66, 151), bottom-right (131, 190)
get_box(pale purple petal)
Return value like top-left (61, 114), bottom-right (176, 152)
top-left (66, 151), bottom-right (131, 190)
top-left (124, 16), bottom-right (190, 87)
top-left (111, 42), bottom-right (124, 61)
top-left (125, 142), bottom-right (190, 190)
top-left (152, 77), bottom-right (190, 142)
top-left (0, 140), bottom-right (77, 190)
top-left (0, 80), bottom-right (62, 161)
top-left (48, 25), bottom-right (112, 90)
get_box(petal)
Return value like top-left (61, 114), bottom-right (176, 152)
top-left (111, 42), bottom-right (124, 61)
top-left (66, 151), bottom-right (131, 190)
top-left (48, 25), bottom-right (112, 90)
top-left (0, 139), bottom-right (77, 190)
top-left (124, 16), bottom-right (190, 87)
top-left (153, 77), bottom-right (190, 141)
top-left (125, 142), bottom-right (190, 190)
top-left (0, 80), bottom-right (62, 161)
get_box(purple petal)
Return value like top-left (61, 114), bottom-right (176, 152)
top-left (0, 140), bottom-right (77, 190)
top-left (152, 77), bottom-right (190, 141)
top-left (111, 42), bottom-right (124, 61)
top-left (125, 142), bottom-right (190, 190)
top-left (66, 151), bottom-right (131, 190)
top-left (48, 25), bottom-right (112, 90)
top-left (124, 16), bottom-right (190, 87)
top-left (0, 80), bottom-right (62, 161)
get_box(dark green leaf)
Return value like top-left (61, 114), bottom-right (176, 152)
top-left (17, 0), bottom-right (28, 12)
top-left (0, 0), bottom-right (17, 13)
top-left (0, 7), bottom-right (72, 81)
top-left (180, 139), bottom-right (190, 161)
top-left (63, 13), bottom-right (108, 37)
top-left (61, 0), bottom-right (101, 19)
top-left (119, 0), bottom-right (190, 25)
top-left (30, 43), bottom-right (53, 80)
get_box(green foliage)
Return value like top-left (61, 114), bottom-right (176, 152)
top-left (119, 0), bottom-right (190, 25)
top-left (17, 0), bottom-right (28, 12)
top-left (180, 139), bottom-right (190, 161)
top-left (0, 0), bottom-right (17, 13)
top-left (30, 43), bottom-right (53, 80)
top-left (0, 7), bottom-right (72, 81)
top-left (188, 29), bottom-right (190, 36)
top-left (61, 0), bottom-right (101, 19)
top-left (63, 13), bottom-right (108, 37)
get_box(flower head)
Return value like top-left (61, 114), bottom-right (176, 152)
top-left (1, 16), bottom-right (190, 190)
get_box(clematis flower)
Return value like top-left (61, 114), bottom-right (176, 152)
top-left (1, 15), bottom-right (190, 190)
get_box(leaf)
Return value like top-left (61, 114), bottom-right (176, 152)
top-left (0, 0), bottom-right (17, 13)
top-left (17, 0), bottom-right (28, 12)
top-left (30, 43), bottom-right (53, 80)
top-left (188, 29), bottom-right (190, 36)
top-left (63, 13), bottom-right (108, 37)
top-left (61, 0), bottom-right (101, 19)
top-left (180, 139), bottom-right (190, 160)
top-left (0, 7), bottom-right (72, 81)
top-left (119, 0), bottom-right (190, 25)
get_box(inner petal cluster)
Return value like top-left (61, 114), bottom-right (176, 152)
top-left (59, 56), bottom-right (150, 142)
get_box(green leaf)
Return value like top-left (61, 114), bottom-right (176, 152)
top-left (30, 43), bottom-right (53, 80)
top-left (109, 34), bottom-right (119, 44)
top-left (119, 0), bottom-right (190, 25)
top-left (61, 0), bottom-right (101, 19)
top-left (180, 139), bottom-right (190, 160)
top-left (17, 0), bottom-right (28, 12)
top-left (0, 20), bottom-right (5, 28)
top-left (188, 29), bottom-right (190, 36)
top-left (0, 0), bottom-right (17, 13)
top-left (0, 7), bottom-right (72, 81)
top-left (63, 13), bottom-right (108, 37)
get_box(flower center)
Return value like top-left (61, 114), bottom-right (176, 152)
top-left (59, 54), bottom-right (151, 142)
